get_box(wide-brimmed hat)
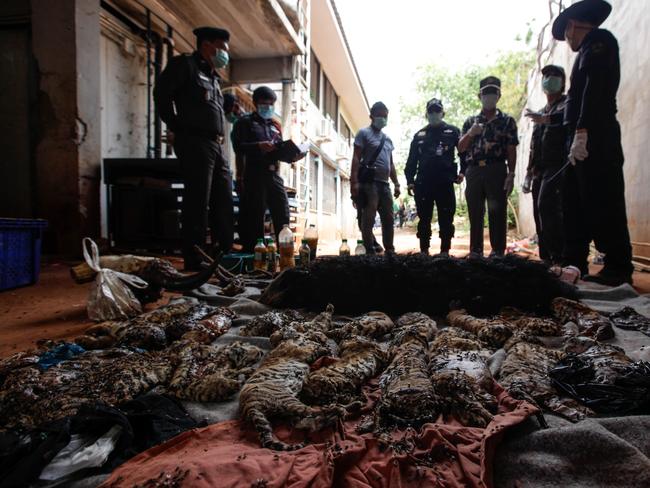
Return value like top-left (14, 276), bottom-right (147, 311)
top-left (552, 0), bottom-right (611, 41)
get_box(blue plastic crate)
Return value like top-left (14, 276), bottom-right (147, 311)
top-left (0, 218), bottom-right (48, 291)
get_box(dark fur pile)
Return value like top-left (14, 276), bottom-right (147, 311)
top-left (261, 255), bottom-right (577, 316)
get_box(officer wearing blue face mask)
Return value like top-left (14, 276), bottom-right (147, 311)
top-left (154, 26), bottom-right (233, 270)
top-left (523, 65), bottom-right (568, 267)
top-left (405, 98), bottom-right (462, 255)
top-left (232, 86), bottom-right (291, 252)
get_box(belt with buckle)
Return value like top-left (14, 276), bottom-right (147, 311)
top-left (214, 134), bottom-right (225, 144)
top-left (473, 159), bottom-right (504, 167)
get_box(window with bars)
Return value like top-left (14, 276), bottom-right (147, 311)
top-left (323, 165), bottom-right (337, 214)
top-left (340, 119), bottom-right (353, 145)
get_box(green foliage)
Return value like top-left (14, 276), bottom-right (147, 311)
top-left (399, 49), bottom-right (536, 169)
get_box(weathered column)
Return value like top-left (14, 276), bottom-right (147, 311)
top-left (31, 0), bottom-right (101, 255)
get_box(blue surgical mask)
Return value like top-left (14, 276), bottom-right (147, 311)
top-left (372, 117), bottom-right (387, 129)
top-left (427, 112), bottom-right (443, 126)
top-left (542, 76), bottom-right (563, 94)
top-left (212, 49), bottom-right (229, 69)
top-left (257, 104), bottom-right (274, 120)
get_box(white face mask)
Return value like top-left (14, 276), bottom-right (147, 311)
top-left (427, 112), bottom-right (444, 126)
top-left (480, 94), bottom-right (499, 110)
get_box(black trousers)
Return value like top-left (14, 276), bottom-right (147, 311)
top-left (532, 166), bottom-right (565, 264)
top-left (240, 169), bottom-right (290, 252)
top-left (465, 163), bottom-right (507, 255)
top-left (175, 134), bottom-right (233, 263)
top-left (414, 181), bottom-right (456, 252)
top-left (562, 125), bottom-right (632, 275)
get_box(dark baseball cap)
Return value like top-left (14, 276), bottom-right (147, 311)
top-left (552, 0), bottom-right (611, 41)
top-left (541, 65), bottom-right (566, 79)
top-left (480, 76), bottom-right (501, 92)
top-left (193, 26), bottom-right (230, 42)
top-left (426, 98), bottom-right (444, 112)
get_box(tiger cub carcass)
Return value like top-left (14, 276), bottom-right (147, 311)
top-left (239, 329), bottom-right (347, 451)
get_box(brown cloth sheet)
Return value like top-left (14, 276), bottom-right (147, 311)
top-left (102, 382), bottom-right (535, 488)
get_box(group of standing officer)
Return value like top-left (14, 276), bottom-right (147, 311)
top-left (154, 27), bottom-right (295, 270)
top-left (153, 0), bottom-right (632, 286)
top-left (398, 0), bottom-right (633, 286)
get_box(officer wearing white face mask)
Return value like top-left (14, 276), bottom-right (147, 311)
top-left (458, 76), bottom-right (519, 258)
top-left (523, 65), bottom-right (568, 266)
top-left (405, 98), bottom-right (462, 256)
top-left (552, 0), bottom-right (633, 286)
top-left (154, 26), bottom-right (233, 270)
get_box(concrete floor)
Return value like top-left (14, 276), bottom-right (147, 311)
top-left (1, 227), bottom-right (649, 359)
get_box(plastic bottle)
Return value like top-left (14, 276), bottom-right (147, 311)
top-left (266, 237), bottom-right (278, 273)
top-left (339, 239), bottom-right (351, 257)
top-left (304, 224), bottom-right (318, 260)
top-left (299, 239), bottom-right (311, 267)
top-left (355, 240), bottom-right (366, 256)
top-left (253, 238), bottom-right (267, 271)
top-left (278, 224), bottom-right (295, 270)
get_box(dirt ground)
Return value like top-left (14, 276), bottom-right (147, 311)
top-left (1, 227), bottom-right (649, 359)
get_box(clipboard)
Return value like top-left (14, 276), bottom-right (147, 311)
top-left (274, 140), bottom-right (309, 163)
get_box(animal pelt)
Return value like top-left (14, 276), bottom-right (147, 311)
top-left (369, 325), bottom-right (439, 429)
top-left (562, 337), bottom-right (634, 384)
top-left (0, 349), bottom-right (172, 430)
top-left (499, 307), bottom-right (562, 336)
top-left (429, 331), bottom-right (496, 427)
top-left (239, 331), bottom-right (347, 451)
top-left (260, 254), bottom-right (577, 316)
top-left (327, 312), bottom-right (395, 341)
top-left (395, 312), bottom-right (439, 336)
top-left (239, 309), bottom-right (305, 337)
top-left (429, 327), bottom-right (483, 352)
top-left (446, 309), bottom-right (513, 348)
top-left (75, 301), bottom-right (235, 350)
top-left (166, 341), bottom-right (264, 402)
top-left (497, 335), bottom-right (591, 422)
top-left (301, 336), bottom-right (388, 405)
top-left (551, 298), bottom-right (614, 341)
top-left (268, 305), bottom-right (334, 347)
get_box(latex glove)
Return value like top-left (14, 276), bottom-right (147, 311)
top-left (504, 173), bottom-right (515, 196)
top-left (569, 130), bottom-right (589, 165)
top-left (468, 123), bottom-right (484, 137)
top-left (456, 174), bottom-right (465, 184)
top-left (524, 109), bottom-right (550, 125)
top-left (393, 185), bottom-right (401, 198)
top-left (407, 184), bottom-right (415, 196)
top-left (258, 141), bottom-right (276, 153)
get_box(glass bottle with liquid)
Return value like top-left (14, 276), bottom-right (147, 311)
top-left (266, 237), bottom-right (278, 273)
top-left (278, 224), bottom-right (295, 271)
top-left (299, 239), bottom-right (311, 267)
top-left (253, 238), bottom-right (267, 271)
top-left (355, 240), bottom-right (366, 256)
top-left (304, 224), bottom-right (318, 260)
top-left (339, 239), bottom-right (351, 257)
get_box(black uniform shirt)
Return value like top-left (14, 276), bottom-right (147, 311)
top-left (405, 122), bottom-right (460, 185)
top-left (461, 110), bottom-right (519, 168)
top-left (232, 113), bottom-right (283, 174)
top-left (528, 95), bottom-right (568, 171)
top-left (564, 28), bottom-right (620, 131)
top-left (153, 52), bottom-right (225, 138)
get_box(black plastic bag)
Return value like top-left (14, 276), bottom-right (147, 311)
top-left (550, 355), bottom-right (650, 415)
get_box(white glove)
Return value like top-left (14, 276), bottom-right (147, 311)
top-left (504, 172), bottom-right (515, 196)
top-left (468, 123), bottom-right (483, 137)
top-left (569, 131), bottom-right (589, 165)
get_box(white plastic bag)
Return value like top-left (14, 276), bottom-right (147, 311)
top-left (83, 238), bottom-right (148, 321)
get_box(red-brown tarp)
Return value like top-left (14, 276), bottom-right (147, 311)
top-left (102, 382), bottom-right (536, 488)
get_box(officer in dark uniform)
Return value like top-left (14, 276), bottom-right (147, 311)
top-left (405, 98), bottom-right (462, 255)
top-left (553, 0), bottom-right (633, 285)
top-left (232, 86), bottom-right (290, 252)
top-left (154, 26), bottom-right (233, 270)
top-left (523, 65), bottom-right (569, 265)
top-left (458, 76), bottom-right (519, 257)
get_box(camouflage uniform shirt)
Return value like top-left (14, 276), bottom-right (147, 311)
top-left (460, 109), bottom-right (519, 173)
